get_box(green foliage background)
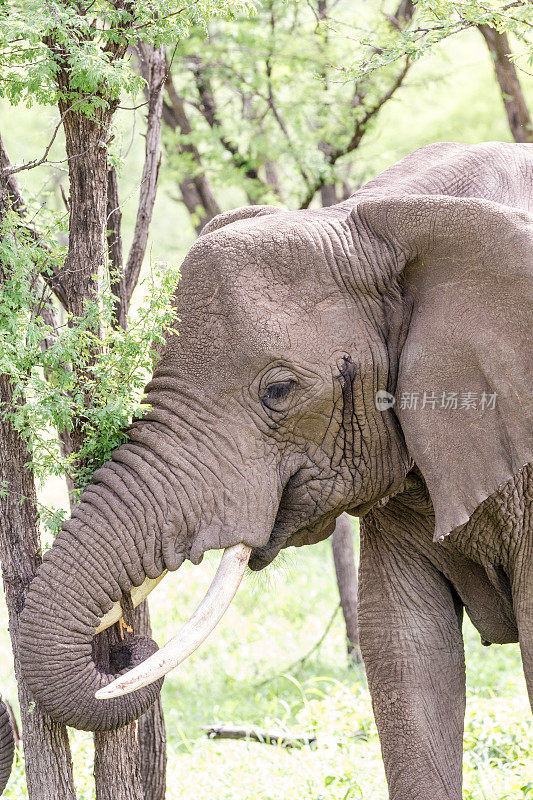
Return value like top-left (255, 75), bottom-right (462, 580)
top-left (0, 1), bottom-right (532, 797)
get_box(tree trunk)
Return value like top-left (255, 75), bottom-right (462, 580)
top-left (0, 381), bottom-right (77, 800)
top-left (93, 626), bottom-right (144, 800)
top-left (479, 25), bottom-right (533, 144)
top-left (60, 108), bottom-right (111, 319)
top-left (320, 182), bottom-right (338, 207)
top-left (107, 166), bottom-right (127, 331)
top-left (0, 166), bottom-right (77, 800)
top-left (331, 514), bottom-right (361, 663)
top-left (136, 604), bottom-right (167, 800)
top-left (59, 97), bottom-right (145, 800)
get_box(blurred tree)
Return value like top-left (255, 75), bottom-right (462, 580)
top-left (160, 0), bottom-right (415, 221)
top-left (479, 25), bottom-right (533, 143)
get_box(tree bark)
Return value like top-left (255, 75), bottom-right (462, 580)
top-left (0, 162), bottom-right (77, 800)
top-left (0, 383), bottom-right (76, 800)
top-left (60, 107), bottom-right (112, 320)
top-left (57, 81), bottom-right (145, 800)
top-left (479, 25), bottom-right (533, 144)
top-left (331, 514), bottom-right (361, 663)
top-left (93, 626), bottom-right (144, 800)
top-left (136, 603), bottom-right (167, 800)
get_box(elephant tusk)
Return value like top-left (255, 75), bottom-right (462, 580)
top-left (95, 572), bottom-right (168, 634)
top-left (95, 543), bottom-right (251, 699)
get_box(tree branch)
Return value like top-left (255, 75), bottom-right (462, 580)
top-left (190, 56), bottom-right (265, 185)
top-left (300, 0), bottom-right (415, 209)
top-left (125, 43), bottom-right (166, 306)
top-left (162, 56), bottom-right (221, 232)
top-left (2, 93), bottom-right (98, 176)
top-left (0, 132), bottom-right (69, 310)
top-left (204, 725), bottom-right (317, 749)
top-left (299, 58), bottom-right (411, 209)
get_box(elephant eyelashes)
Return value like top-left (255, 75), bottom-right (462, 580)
top-left (261, 380), bottom-right (295, 411)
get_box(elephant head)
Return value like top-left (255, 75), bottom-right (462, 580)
top-left (0, 695), bottom-right (14, 796)
top-left (19, 142), bottom-right (533, 730)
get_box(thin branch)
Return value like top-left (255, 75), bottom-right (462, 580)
top-left (106, 166), bottom-right (127, 330)
top-left (254, 603), bottom-right (341, 690)
top-left (0, 132), bottom-right (69, 310)
top-left (299, 58), bottom-right (411, 209)
top-left (124, 43), bottom-right (166, 306)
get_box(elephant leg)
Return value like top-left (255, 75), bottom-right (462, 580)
top-left (512, 548), bottom-right (533, 710)
top-left (358, 514), bottom-right (465, 800)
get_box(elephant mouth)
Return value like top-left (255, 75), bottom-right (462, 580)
top-left (248, 513), bottom-right (338, 571)
top-left (248, 463), bottom-right (365, 570)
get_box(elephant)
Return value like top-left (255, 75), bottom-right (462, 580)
top-left (18, 141), bottom-right (532, 799)
top-left (0, 694), bottom-right (14, 796)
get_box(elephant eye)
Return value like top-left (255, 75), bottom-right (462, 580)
top-left (261, 380), bottom-right (295, 411)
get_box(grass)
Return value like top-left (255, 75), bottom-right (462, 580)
top-left (1, 520), bottom-right (531, 799)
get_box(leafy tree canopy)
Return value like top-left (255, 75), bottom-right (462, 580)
top-left (346, 0), bottom-right (533, 78)
top-left (0, 0), bottom-right (254, 111)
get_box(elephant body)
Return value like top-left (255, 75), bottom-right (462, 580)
top-left (0, 695), bottom-right (14, 796)
top-left (18, 142), bottom-right (532, 800)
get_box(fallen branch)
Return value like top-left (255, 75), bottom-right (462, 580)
top-left (204, 725), bottom-right (317, 749)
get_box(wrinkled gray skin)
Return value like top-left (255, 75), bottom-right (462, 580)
top-left (19, 142), bottom-right (532, 798)
top-left (0, 695), bottom-right (14, 796)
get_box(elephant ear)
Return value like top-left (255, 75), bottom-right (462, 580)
top-left (200, 205), bottom-right (282, 236)
top-left (356, 195), bottom-right (533, 540)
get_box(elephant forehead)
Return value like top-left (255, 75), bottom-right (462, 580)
top-left (165, 289), bottom-right (315, 387)
top-left (178, 216), bottom-right (341, 307)
top-left (165, 223), bottom-right (346, 382)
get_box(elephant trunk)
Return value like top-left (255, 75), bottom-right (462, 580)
top-left (18, 403), bottom-right (273, 731)
top-left (19, 453), bottom-right (168, 732)
top-left (0, 694), bottom-right (14, 796)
